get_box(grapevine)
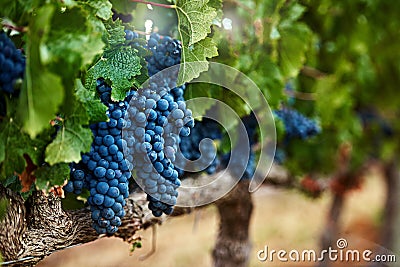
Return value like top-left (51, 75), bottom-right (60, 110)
top-left (0, 1), bottom-right (398, 267)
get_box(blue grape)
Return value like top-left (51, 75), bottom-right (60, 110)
top-left (96, 182), bottom-right (109, 195)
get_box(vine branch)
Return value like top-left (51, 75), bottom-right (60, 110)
top-left (130, 0), bottom-right (176, 9)
top-left (0, 163), bottom-right (316, 267)
top-left (1, 22), bottom-right (27, 33)
top-left (301, 66), bottom-right (327, 79)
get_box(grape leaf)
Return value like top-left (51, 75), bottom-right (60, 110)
top-left (0, 118), bottom-right (45, 179)
top-left (280, 2), bottom-right (307, 23)
top-left (45, 100), bottom-right (92, 165)
top-left (174, 0), bottom-right (219, 84)
top-left (0, 0), bottom-right (37, 25)
top-left (178, 37), bottom-right (218, 85)
top-left (278, 22), bottom-right (311, 78)
top-left (109, 0), bottom-right (137, 14)
top-left (208, 0), bottom-right (223, 23)
top-left (248, 58), bottom-right (284, 108)
top-left (216, 89), bottom-right (250, 131)
top-left (35, 163), bottom-right (70, 191)
top-left (17, 5), bottom-right (64, 138)
top-left (19, 154), bottom-right (37, 192)
top-left (175, 0), bottom-right (217, 45)
top-left (46, 6), bottom-right (105, 72)
top-left (84, 0), bottom-right (113, 20)
top-left (75, 79), bottom-right (108, 123)
top-left (85, 46), bottom-right (142, 101)
top-left (104, 19), bottom-right (126, 47)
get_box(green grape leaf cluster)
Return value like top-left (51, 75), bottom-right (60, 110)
top-left (174, 0), bottom-right (219, 84)
top-left (85, 20), bottom-right (147, 102)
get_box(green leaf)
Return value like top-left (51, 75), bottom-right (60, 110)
top-left (109, 0), bottom-right (137, 14)
top-left (84, 0), bottom-right (113, 20)
top-left (19, 71), bottom-right (64, 138)
top-left (178, 37), bottom-right (218, 84)
top-left (248, 58), bottom-right (284, 108)
top-left (75, 79), bottom-right (108, 123)
top-left (216, 90), bottom-right (250, 131)
top-left (46, 6), bottom-right (105, 71)
top-left (61, 191), bottom-right (87, 210)
top-left (281, 2), bottom-right (306, 23)
top-left (85, 46), bottom-right (142, 101)
top-left (175, 0), bottom-right (217, 46)
top-left (45, 99), bottom-right (92, 165)
top-left (278, 22), bottom-right (311, 78)
top-left (0, 0), bottom-right (38, 25)
top-left (185, 83), bottom-right (216, 118)
top-left (17, 5), bottom-right (64, 138)
top-left (208, 0), bottom-right (223, 24)
top-left (174, 0), bottom-right (219, 84)
top-left (104, 19), bottom-right (126, 47)
top-left (0, 118), bottom-right (45, 178)
top-left (35, 163), bottom-right (70, 190)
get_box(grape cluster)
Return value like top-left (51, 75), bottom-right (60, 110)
top-left (0, 32), bottom-right (25, 93)
top-left (146, 33), bottom-right (182, 76)
top-left (123, 75), bottom-right (194, 216)
top-left (274, 108), bottom-right (320, 140)
top-left (66, 31), bottom-right (194, 229)
top-left (176, 118), bottom-right (222, 176)
top-left (222, 151), bottom-right (256, 180)
top-left (221, 113), bottom-right (258, 180)
top-left (146, 32), bottom-right (187, 102)
top-left (121, 30), bottom-right (194, 216)
top-left (65, 79), bottom-right (131, 234)
top-left (358, 108), bottom-right (393, 137)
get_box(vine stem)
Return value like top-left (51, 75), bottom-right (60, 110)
top-left (1, 22), bottom-right (26, 33)
top-left (131, 0), bottom-right (176, 9)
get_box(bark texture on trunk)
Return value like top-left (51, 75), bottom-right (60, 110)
top-left (212, 181), bottom-right (253, 267)
top-left (0, 184), bottom-right (148, 266)
top-left (317, 192), bottom-right (345, 267)
top-left (369, 160), bottom-right (400, 267)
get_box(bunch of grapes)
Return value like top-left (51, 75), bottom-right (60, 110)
top-left (145, 32), bottom-right (187, 103)
top-left (66, 30), bottom-right (195, 231)
top-left (146, 33), bottom-right (182, 76)
top-left (0, 32), bottom-right (25, 93)
top-left (358, 108), bottom-right (393, 137)
top-left (65, 79), bottom-right (131, 234)
top-left (274, 108), bottom-right (320, 140)
top-left (123, 78), bottom-right (194, 216)
top-left (121, 31), bottom-right (194, 216)
top-left (273, 108), bottom-right (320, 164)
top-left (176, 118), bottom-right (222, 176)
top-left (221, 113), bottom-right (258, 180)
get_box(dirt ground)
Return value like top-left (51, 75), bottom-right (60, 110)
top-left (37, 172), bottom-right (386, 267)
